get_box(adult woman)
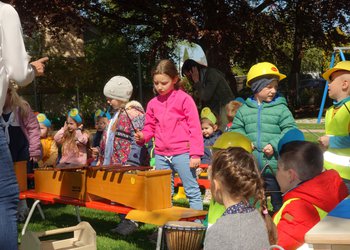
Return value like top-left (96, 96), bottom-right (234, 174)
top-left (181, 59), bottom-right (234, 131)
top-left (0, 1), bottom-right (47, 248)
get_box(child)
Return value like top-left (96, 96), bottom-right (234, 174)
top-left (275, 141), bottom-right (348, 249)
top-left (97, 76), bottom-right (146, 235)
top-left (204, 147), bottom-right (273, 250)
top-left (36, 113), bottom-right (58, 167)
top-left (92, 109), bottom-right (110, 148)
top-left (318, 61), bottom-right (350, 192)
top-left (224, 98), bottom-right (244, 131)
top-left (228, 62), bottom-right (296, 212)
top-left (0, 83), bottom-right (41, 166)
top-left (135, 59), bottom-right (204, 211)
top-left (54, 108), bottom-right (90, 166)
top-left (200, 107), bottom-right (222, 204)
top-left (0, 83), bottom-right (41, 221)
top-left (200, 107), bottom-right (222, 164)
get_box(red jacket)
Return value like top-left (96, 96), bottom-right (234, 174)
top-left (274, 169), bottom-right (348, 250)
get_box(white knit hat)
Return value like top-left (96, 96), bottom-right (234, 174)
top-left (103, 76), bottom-right (133, 102)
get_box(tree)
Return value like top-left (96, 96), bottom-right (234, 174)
top-left (13, 0), bottom-right (350, 106)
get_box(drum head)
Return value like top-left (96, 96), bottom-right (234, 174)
top-left (164, 221), bottom-right (205, 230)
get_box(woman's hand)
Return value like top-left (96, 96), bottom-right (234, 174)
top-left (30, 57), bottom-right (49, 76)
top-left (190, 66), bottom-right (199, 83)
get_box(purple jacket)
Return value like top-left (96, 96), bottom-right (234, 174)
top-left (141, 89), bottom-right (204, 158)
top-left (17, 107), bottom-right (41, 158)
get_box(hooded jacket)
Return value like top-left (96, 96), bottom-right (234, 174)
top-left (274, 169), bottom-right (348, 250)
top-left (141, 89), bottom-right (204, 158)
top-left (229, 94), bottom-right (296, 171)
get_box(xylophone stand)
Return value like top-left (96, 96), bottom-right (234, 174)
top-left (75, 206), bottom-right (81, 222)
top-left (22, 200), bottom-right (43, 236)
top-left (21, 200), bottom-right (81, 236)
top-left (156, 226), bottom-right (163, 250)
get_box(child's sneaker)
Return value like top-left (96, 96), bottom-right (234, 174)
top-left (203, 189), bottom-right (212, 204)
top-left (111, 219), bottom-right (138, 236)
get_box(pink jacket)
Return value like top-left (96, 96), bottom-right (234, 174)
top-left (54, 128), bottom-right (89, 165)
top-left (141, 89), bottom-right (203, 158)
top-left (13, 106), bottom-right (41, 158)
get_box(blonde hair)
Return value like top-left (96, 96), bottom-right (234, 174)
top-left (61, 113), bottom-right (90, 156)
top-left (225, 100), bottom-right (243, 122)
top-left (7, 83), bottom-right (31, 119)
top-left (211, 147), bottom-right (277, 244)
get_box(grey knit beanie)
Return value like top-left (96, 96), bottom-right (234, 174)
top-left (103, 76), bottom-right (133, 102)
top-left (251, 77), bottom-right (278, 94)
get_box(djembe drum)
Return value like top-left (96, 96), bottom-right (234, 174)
top-left (164, 221), bottom-right (206, 250)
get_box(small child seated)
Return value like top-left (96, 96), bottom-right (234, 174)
top-left (200, 107), bottom-right (222, 204)
top-left (200, 107), bottom-right (222, 164)
top-left (275, 140), bottom-right (348, 249)
top-left (54, 108), bottom-right (90, 166)
top-left (36, 113), bottom-right (58, 167)
top-left (204, 147), bottom-right (274, 250)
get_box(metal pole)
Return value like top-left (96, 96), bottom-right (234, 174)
top-left (317, 52), bottom-right (335, 123)
top-left (137, 53), bottom-right (143, 105)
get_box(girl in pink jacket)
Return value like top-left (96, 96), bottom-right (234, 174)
top-left (135, 59), bottom-right (204, 210)
top-left (54, 108), bottom-right (89, 166)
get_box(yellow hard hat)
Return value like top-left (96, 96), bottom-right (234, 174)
top-left (322, 61), bottom-right (350, 81)
top-left (246, 62), bottom-right (286, 87)
top-left (212, 132), bottom-right (252, 153)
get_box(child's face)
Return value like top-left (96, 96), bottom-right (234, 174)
top-left (201, 122), bottom-right (215, 138)
top-left (276, 163), bottom-right (292, 193)
top-left (328, 71), bottom-right (349, 101)
top-left (96, 118), bottom-right (108, 131)
top-left (255, 80), bottom-right (278, 103)
top-left (66, 117), bottom-right (78, 132)
top-left (107, 97), bottom-right (124, 110)
top-left (153, 73), bottom-right (176, 96)
top-left (39, 123), bottom-right (48, 138)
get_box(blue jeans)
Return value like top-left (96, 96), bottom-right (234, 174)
top-left (262, 172), bottom-right (282, 213)
top-left (155, 153), bottom-right (203, 210)
top-left (0, 127), bottom-right (19, 249)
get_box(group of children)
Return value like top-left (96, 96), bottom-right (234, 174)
top-left (6, 57), bottom-right (350, 249)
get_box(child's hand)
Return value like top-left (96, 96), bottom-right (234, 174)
top-left (30, 156), bottom-right (40, 163)
top-left (91, 147), bottom-right (99, 158)
top-left (263, 144), bottom-right (274, 157)
top-left (63, 121), bottom-right (68, 130)
top-left (318, 136), bottom-right (329, 150)
top-left (78, 124), bottom-right (84, 130)
top-left (190, 157), bottom-right (201, 168)
top-left (134, 130), bottom-right (144, 142)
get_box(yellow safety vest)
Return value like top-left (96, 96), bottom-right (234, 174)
top-left (273, 198), bottom-right (327, 225)
top-left (324, 101), bottom-right (350, 180)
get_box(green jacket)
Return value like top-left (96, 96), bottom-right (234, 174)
top-left (229, 94), bottom-right (296, 172)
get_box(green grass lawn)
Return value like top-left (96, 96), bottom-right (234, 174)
top-left (297, 122), bottom-right (325, 142)
top-left (19, 203), bottom-right (159, 249)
